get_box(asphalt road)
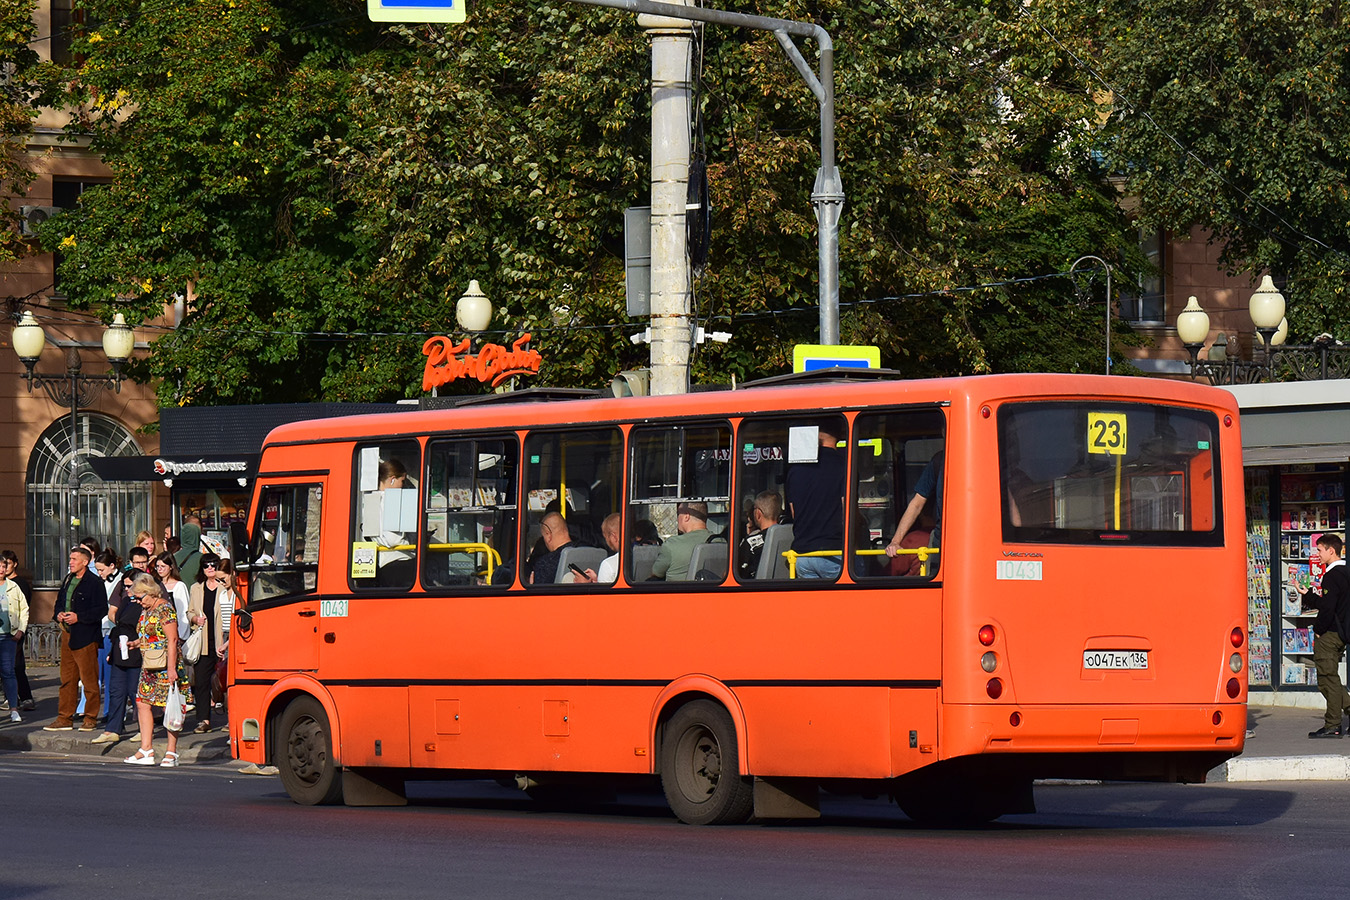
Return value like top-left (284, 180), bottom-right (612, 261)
top-left (2, 750), bottom-right (1347, 900)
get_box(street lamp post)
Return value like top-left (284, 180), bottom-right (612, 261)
top-left (1070, 255), bottom-right (1113, 376)
top-left (1175, 295), bottom-right (1210, 377)
top-left (1176, 278), bottom-right (1290, 383)
top-left (1248, 275), bottom-right (1286, 368)
top-left (12, 311), bottom-right (135, 550)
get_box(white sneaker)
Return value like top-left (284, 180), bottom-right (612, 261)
top-left (8, 710), bottom-right (19, 723)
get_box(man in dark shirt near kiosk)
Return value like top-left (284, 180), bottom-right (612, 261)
top-left (1300, 533), bottom-right (1350, 738)
top-left (784, 422), bottom-right (847, 579)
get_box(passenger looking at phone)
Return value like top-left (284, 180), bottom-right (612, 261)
top-left (737, 491), bottom-right (782, 580)
top-left (577, 513), bottom-right (622, 585)
top-left (529, 512), bottom-right (576, 585)
top-left (652, 503), bottom-right (711, 581)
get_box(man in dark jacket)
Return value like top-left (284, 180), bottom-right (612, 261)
top-left (1301, 533), bottom-right (1350, 738)
top-left (43, 547), bottom-right (105, 732)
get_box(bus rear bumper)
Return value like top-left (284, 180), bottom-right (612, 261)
top-left (938, 702), bottom-right (1246, 782)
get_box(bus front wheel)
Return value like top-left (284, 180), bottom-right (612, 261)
top-left (276, 696), bottom-right (343, 806)
top-left (660, 700), bottom-right (754, 826)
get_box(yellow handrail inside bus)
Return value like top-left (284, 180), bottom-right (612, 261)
top-left (377, 542), bottom-right (502, 579)
top-left (1113, 453), bottom-right (1123, 530)
top-left (784, 546), bottom-right (940, 578)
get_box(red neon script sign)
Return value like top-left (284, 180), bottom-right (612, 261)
top-left (422, 334), bottom-right (542, 390)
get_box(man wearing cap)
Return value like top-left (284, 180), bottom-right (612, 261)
top-left (652, 502), bottom-right (712, 581)
top-left (43, 546), bottom-right (105, 732)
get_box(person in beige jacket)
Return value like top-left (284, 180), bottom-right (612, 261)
top-left (186, 554), bottom-right (231, 733)
top-left (0, 561), bottom-right (29, 723)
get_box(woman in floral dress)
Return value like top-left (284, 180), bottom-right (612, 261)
top-left (125, 574), bottom-right (190, 768)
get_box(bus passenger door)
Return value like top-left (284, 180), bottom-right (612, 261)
top-left (235, 480), bottom-right (325, 675)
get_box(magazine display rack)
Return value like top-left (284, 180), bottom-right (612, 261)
top-left (1275, 466), bottom-right (1345, 688)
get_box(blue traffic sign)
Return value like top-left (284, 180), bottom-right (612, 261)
top-left (368, 0), bottom-right (466, 23)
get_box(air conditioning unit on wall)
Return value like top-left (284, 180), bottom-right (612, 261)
top-left (19, 205), bottom-right (60, 238)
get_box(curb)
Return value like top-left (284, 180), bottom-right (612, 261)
top-left (1210, 754), bottom-right (1350, 783)
top-left (0, 725), bottom-right (231, 764)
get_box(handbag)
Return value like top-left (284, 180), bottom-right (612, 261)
top-left (164, 682), bottom-right (186, 732)
top-left (183, 625), bottom-right (205, 664)
top-left (141, 643), bottom-right (167, 671)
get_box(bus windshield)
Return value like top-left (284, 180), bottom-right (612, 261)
top-left (998, 401), bottom-right (1222, 545)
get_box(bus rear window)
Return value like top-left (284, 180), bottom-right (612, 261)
top-left (998, 402), bottom-right (1222, 546)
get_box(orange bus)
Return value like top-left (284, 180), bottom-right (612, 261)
top-left (227, 372), bottom-right (1247, 824)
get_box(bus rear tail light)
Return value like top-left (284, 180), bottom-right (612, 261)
top-left (1225, 678), bottom-right (1241, 699)
top-left (1229, 653), bottom-right (1242, 673)
top-left (1230, 627), bottom-right (1244, 648)
top-left (980, 652), bottom-right (998, 673)
top-left (1009, 711), bottom-right (1022, 727)
top-left (978, 625), bottom-right (996, 646)
top-left (1212, 711), bottom-right (1223, 726)
top-left (986, 678), bottom-right (1004, 699)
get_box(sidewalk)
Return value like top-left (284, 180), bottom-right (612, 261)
top-left (1211, 703), bottom-right (1350, 782)
top-left (0, 667), bottom-right (235, 766)
top-left (1, 669), bottom-right (1347, 780)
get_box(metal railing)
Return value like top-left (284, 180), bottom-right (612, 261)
top-left (25, 622), bottom-right (61, 666)
top-left (1187, 342), bottom-right (1350, 385)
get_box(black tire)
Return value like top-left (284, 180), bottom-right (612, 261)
top-left (660, 699), bottom-right (754, 825)
top-left (276, 696), bottom-right (343, 806)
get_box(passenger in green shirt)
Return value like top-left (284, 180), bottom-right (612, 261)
top-left (651, 503), bottom-right (712, 581)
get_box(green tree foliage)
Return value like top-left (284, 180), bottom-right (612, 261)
top-left (0, 0), bottom-right (56, 264)
top-left (54, 0), bottom-right (1145, 404)
top-left (1094, 0), bottom-right (1350, 339)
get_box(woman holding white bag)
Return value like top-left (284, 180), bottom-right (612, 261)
top-left (185, 553), bottom-right (227, 733)
top-left (124, 574), bottom-right (189, 768)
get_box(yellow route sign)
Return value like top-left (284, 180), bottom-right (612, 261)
top-left (1087, 412), bottom-right (1127, 456)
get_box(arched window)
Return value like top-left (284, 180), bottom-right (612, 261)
top-left (25, 414), bottom-right (151, 587)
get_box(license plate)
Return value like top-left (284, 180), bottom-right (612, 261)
top-left (1083, 650), bottom-right (1149, 670)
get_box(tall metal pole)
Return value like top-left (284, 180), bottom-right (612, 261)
top-left (568, 0), bottom-right (842, 354)
top-left (641, 4), bottom-right (693, 396)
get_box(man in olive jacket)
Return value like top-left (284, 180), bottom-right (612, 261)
top-left (42, 547), bottom-right (105, 731)
top-left (1301, 533), bottom-right (1350, 738)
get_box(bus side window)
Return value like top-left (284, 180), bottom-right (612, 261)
top-left (735, 414), bottom-right (848, 582)
top-left (851, 409), bottom-right (946, 581)
top-left (522, 428), bottom-right (623, 587)
top-left (249, 483), bottom-right (323, 604)
top-left (350, 439), bottom-right (421, 591)
top-left (628, 421), bottom-right (733, 584)
top-left (423, 437), bottom-right (519, 589)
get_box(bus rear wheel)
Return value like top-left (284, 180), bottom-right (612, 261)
top-left (277, 696), bottom-right (343, 806)
top-left (660, 700), bottom-right (753, 826)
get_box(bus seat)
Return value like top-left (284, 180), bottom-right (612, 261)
top-left (756, 524), bottom-right (794, 580)
top-left (630, 544), bottom-right (661, 583)
top-left (554, 546), bottom-right (607, 583)
top-left (686, 541), bottom-right (729, 582)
